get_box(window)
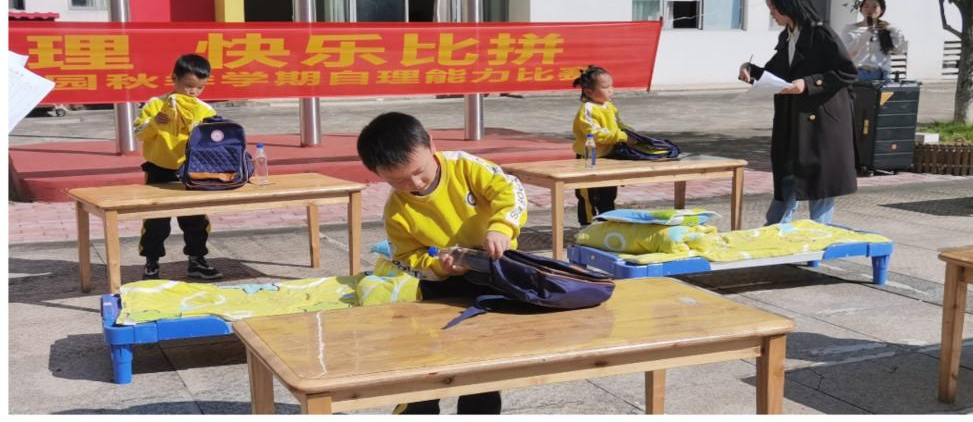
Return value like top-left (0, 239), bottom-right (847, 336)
top-left (70, 0), bottom-right (108, 10)
top-left (9, 0), bottom-right (25, 10)
top-left (703, 0), bottom-right (744, 30)
top-left (638, 0), bottom-right (743, 30)
top-left (483, 0), bottom-right (509, 22)
top-left (667, 0), bottom-right (700, 29)
top-left (633, 0), bottom-right (662, 20)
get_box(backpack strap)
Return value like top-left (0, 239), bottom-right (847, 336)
top-left (442, 294), bottom-right (511, 329)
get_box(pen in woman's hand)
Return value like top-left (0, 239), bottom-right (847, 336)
top-left (739, 54), bottom-right (754, 84)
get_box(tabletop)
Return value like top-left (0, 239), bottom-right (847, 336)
top-left (234, 277), bottom-right (794, 394)
top-left (67, 173), bottom-right (366, 209)
top-left (938, 246), bottom-right (973, 268)
top-left (501, 155), bottom-right (748, 180)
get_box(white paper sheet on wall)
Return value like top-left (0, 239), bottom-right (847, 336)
top-left (735, 71), bottom-right (795, 101)
top-left (8, 51), bottom-right (55, 133)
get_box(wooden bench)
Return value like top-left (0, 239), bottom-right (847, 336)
top-left (234, 277), bottom-right (794, 414)
top-left (69, 173), bottom-right (366, 293)
top-left (938, 245), bottom-right (973, 403)
top-left (502, 155), bottom-right (747, 260)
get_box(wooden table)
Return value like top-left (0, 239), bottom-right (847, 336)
top-left (69, 173), bottom-right (366, 293)
top-left (502, 155), bottom-right (747, 260)
top-left (234, 277), bottom-right (794, 414)
top-left (937, 245), bottom-right (973, 403)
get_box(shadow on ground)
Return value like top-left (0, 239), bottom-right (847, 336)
top-left (54, 401), bottom-right (302, 414)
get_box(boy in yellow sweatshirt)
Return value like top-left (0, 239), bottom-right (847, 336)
top-left (357, 112), bottom-right (528, 414)
top-left (133, 54), bottom-right (220, 280)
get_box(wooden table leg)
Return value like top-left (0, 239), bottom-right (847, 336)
top-left (730, 167), bottom-right (744, 230)
top-left (757, 334), bottom-right (786, 414)
top-left (76, 202), bottom-right (92, 293)
top-left (247, 350), bottom-right (276, 414)
top-left (938, 264), bottom-right (970, 403)
top-left (645, 369), bottom-right (665, 414)
top-left (307, 203), bottom-right (321, 268)
top-left (347, 191), bottom-right (362, 275)
top-left (551, 182), bottom-right (565, 261)
top-left (673, 181), bottom-right (686, 210)
top-left (103, 211), bottom-right (122, 294)
top-left (300, 393), bottom-right (333, 414)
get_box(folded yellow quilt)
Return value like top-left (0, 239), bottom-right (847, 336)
top-left (117, 273), bottom-right (420, 325)
top-left (575, 221), bottom-right (718, 255)
top-left (589, 220), bottom-right (890, 265)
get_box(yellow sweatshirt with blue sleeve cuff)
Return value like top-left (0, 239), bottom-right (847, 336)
top-left (572, 100), bottom-right (630, 157)
top-left (384, 151), bottom-right (529, 281)
top-left (133, 93), bottom-right (216, 170)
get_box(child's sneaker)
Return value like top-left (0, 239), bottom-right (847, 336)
top-left (143, 259), bottom-right (160, 279)
top-left (187, 256), bottom-right (222, 280)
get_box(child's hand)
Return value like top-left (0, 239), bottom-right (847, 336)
top-left (154, 113), bottom-right (170, 125)
top-left (483, 230), bottom-right (511, 260)
top-left (626, 137), bottom-right (638, 147)
top-left (439, 254), bottom-right (469, 276)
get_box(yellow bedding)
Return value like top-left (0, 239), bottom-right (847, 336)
top-left (117, 273), bottom-right (420, 325)
top-left (580, 220), bottom-right (891, 265)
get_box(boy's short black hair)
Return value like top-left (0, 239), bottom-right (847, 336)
top-left (172, 54), bottom-right (211, 80)
top-left (357, 112), bottom-right (431, 173)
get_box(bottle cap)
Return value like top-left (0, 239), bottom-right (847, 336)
top-left (427, 246), bottom-right (440, 257)
top-left (256, 142), bottom-right (265, 148)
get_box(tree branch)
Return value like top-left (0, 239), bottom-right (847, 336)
top-left (941, 0), bottom-right (962, 38)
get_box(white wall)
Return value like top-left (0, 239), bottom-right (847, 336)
top-left (25, 0), bottom-right (110, 22)
top-left (511, 0), bottom-right (630, 22)
top-left (653, 0), bottom-right (779, 86)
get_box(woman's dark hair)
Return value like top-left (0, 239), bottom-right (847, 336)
top-left (357, 112), bottom-right (431, 173)
top-left (572, 65), bottom-right (609, 102)
top-left (767, 0), bottom-right (823, 30)
top-left (172, 54), bottom-right (211, 79)
top-left (858, 0), bottom-right (886, 18)
top-left (859, 0), bottom-right (894, 54)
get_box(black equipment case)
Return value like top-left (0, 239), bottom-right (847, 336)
top-left (851, 80), bottom-right (921, 175)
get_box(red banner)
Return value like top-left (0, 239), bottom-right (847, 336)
top-left (8, 21), bottom-right (662, 105)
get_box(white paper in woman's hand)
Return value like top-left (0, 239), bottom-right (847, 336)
top-left (735, 71), bottom-right (795, 101)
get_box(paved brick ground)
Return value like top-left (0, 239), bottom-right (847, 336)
top-left (8, 168), bottom-right (964, 244)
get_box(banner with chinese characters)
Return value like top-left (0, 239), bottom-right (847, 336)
top-left (9, 21), bottom-right (662, 105)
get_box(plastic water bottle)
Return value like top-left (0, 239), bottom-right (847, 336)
top-left (584, 132), bottom-right (597, 169)
top-left (427, 246), bottom-right (492, 273)
top-left (253, 142), bottom-right (270, 185)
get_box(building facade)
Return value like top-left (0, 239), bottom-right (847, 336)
top-left (8, 0), bottom-right (963, 86)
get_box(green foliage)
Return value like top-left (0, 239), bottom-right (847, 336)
top-left (919, 121), bottom-right (973, 143)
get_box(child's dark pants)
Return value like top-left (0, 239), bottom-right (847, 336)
top-left (573, 154), bottom-right (617, 225)
top-left (394, 274), bottom-right (501, 414)
top-left (138, 162), bottom-right (211, 260)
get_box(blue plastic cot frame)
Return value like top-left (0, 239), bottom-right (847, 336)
top-left (567, 241), bottom-right (894, 285)
top-left (100, 294), bottom-right (233, 384)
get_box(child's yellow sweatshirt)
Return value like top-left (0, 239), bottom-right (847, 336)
top-left (572, 100), bottom-right (630, 157)
top-left (134, 93), bottom-right (216, 170)
top-left (384, 151), bottom-right (529, 280)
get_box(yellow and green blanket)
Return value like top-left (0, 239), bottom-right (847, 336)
top-left (576, 219), bottom-right (891, 265)
top-left (117, 272), bottom-right (420, 325)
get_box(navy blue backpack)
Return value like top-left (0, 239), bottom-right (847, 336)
top-left (444, 250), bottom-right (615, 329)
top-left (609, 128), bottom-right (681, 161)
top-left (179, 116), bottom-right (254, 190)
